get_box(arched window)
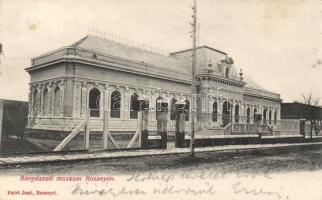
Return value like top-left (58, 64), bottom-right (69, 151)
top-left (170, 98), bottom-right (177, 120)
top-left (263, 109), bottom-right (267, 124)
top-left (246, 107), bottom-right (250, 124)
top-left (234, 104), bottom-right (239, 123)
top-left (274, 111), bottom-right (277, 124)
top-left (53, 87), bottom-right (61, 116)
top-left (42, 88), bottom-right (49, 115)
top-left (130, 93), bottom-right (139, 119)
top-left (33, 89), bottom-right (40, 116)
top-left (110, 90), bottom-right (121, 118)
top-left (184, 100), bottom-right (190, 121)
top-left (269, 110), bottom-right (272, 124)
top-left (89, 88), bottom-right (101, 117)
top-left (212, 101), bottom-right (217, 122)
top-left (253, 108), bottom-right (257, 123)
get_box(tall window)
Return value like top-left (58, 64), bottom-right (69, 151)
top-left (110, 90), bottom-right (121, 118)
top-left (170, 98), bottom-right (177, 120)
top-left (274, 111), bottom-right (277, 124)
top-left (212, 101), bottom-right (217, 122)
top-left (263, 109), bottom-right (267, 124)
top-left (156, 96), bottom-right (162, 120)
top-left (33, 89), bottom-right (40, 116)
top-left (42, 88), bottom-right (49, 115)
top-left (225, 68), bottom-right (229, 78)
top-left (130, 93), bottom-right (139, 119)
top-left (53, 87), bottom-right (61, 116)
top-left (269, 110), bottom-right (272, 124)
top-left (89, 88), bottom-right (101, 117)
top-left (184, 100), bottom-right (190, 121)
top-left (246, 107), bottom-right (250, 124)
top-left (253, 108), bottom-right (257, 123)
top-left (234, 104), bottom-right (239, 123)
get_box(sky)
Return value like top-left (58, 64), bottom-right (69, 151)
top-left (0, 0), bottom-right (322, 103)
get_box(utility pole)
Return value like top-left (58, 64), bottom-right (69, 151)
top-left (190, 0), bottom-right (197, 157)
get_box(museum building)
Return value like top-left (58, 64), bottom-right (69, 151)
top-left (25, 35), bottom-right (282, 134)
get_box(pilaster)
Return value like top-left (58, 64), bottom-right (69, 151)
top-left (104, 84), bottom-right (111, 112)
top-left (46, 83), bottom-right (53, 116)
top-left (73, 81), bottom-right (82, 118)
top-left (59, 80), bottom-right (65, 117)
top-left (63, 78), bottom-right (73, 117)
top-left (80, 81), bottom-right (88, 118)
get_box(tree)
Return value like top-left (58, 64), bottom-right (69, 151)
top-left (301, 93), bottom-right (321, 138)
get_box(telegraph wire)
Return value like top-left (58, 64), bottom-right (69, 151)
top-left (205, 2), bottom-right (313, 69)
top-left (198, 18), bottom-right (308, 81)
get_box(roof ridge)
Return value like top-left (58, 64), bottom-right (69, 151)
top-left (170, 45), bottom-right (227, 56)
top-left (83, 34), bottom-right (170, 58)
top-left (71, 34), bottom-right (192, 73)
top-left (71, 35), bottom-right (89, 47)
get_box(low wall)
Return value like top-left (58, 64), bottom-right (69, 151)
top-left (183, 136), bottom-right (260, 147)
top-left (261, 135), bottom-right (304, 144)
top-left (180, 134), bottom-right (309, 148)
top-left (304, 136), bottom-right (322, 143)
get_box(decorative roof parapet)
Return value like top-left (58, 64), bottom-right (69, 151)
top-left (244, 86), bottom-right (281, 101)
top-left (26, 46), bottom-right (192, 84)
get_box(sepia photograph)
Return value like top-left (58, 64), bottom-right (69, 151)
top-left (0, 0), bottom-right (322, 199)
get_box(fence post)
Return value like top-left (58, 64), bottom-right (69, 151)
top-left (156, 103), bottom-right (168, 148)
top-left (175, 104), bottom-right (185, 148)
top-left (84, 109), bottom-right (90, 150)
top-left (140, 108), bottom-right (150, 148)
top-left (258, 132), bottom-right (262, 144)
top-left (161, 111), bottom-right (168, 133)
top-left (159, 102), bottom-right (168, 134)
top-left (300, 119), bottom-right (306, 137)
top-left (141, 130), bottom-right (149, 149)
top-left (157, 110), bottom-right (162, 134)
top-left (232, 122), bottom-right (234, 133)
top-left (160, 132), bottom-right (167, 149)
top-left (103, 110), bottom-right (109, 150)
top-left (254, 114), bottom-right (262, 144)
top-left (138, 111), bottom-right (143, 147)
top-left (142, 110), bottom-right (149, 131)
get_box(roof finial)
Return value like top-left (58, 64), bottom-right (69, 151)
top-left (207, 59), bottom-right (213, 73)
top-left (239, 68), bottom-right (243, 81)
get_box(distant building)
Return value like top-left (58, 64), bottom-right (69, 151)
top-left (25, 35), bottom-right (281, 134)
top-left (281, 102), bottom-right (322, 120)
top-left (281, 102), bottom-right (322, 136)
top-left (0, 99), bottom-right (28, 150)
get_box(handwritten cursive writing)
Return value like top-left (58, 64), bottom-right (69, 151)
top-left (181, 170), bottom-right (226, 180)
top-left (126, 172), bottom-right (174, 183)
top-left (153, 184), bottom-right (216, 195)
top-left (236, 168), bottom-right (273, 180)
top-left (70, 183), bottom-right (146, 197)
top-left (232, 182), bottom-right (288, 200)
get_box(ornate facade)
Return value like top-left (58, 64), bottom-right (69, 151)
top-left (25, 35), bottom-right (281, 134)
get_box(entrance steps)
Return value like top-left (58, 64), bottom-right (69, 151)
top-left (196, 127), bottom-right (225, 136)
